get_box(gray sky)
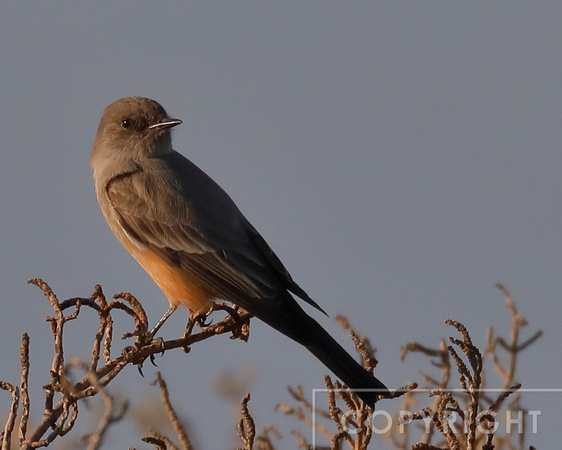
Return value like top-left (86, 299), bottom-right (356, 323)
top-left (0, 2), bottom-right (559, 448)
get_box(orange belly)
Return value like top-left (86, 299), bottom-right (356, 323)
top-left (132, 248), bottom-right (214, 314)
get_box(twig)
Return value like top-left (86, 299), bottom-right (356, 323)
top-left (0, 381), bottom-right (19, 450)
top-left (19, 333), bottom-right (31, 443)
top-left (238, 393), bottom-right (256, 450)
top-left (152, 371), bottom-right (192, 450)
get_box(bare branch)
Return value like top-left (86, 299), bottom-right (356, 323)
top-left (152, 372), bottom-right (192, 450)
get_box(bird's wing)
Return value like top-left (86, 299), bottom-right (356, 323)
top-left (104, 156), bottom-right (291, 312)
top-left (244, 223), bottom-right (326, 314)
top-left (164, 152), bottom-right (326, 313)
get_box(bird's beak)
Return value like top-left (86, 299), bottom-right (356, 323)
top-left (148, 118), bottom-right (183, 130)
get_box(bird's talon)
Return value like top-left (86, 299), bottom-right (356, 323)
top-left (191, 311), bottom-right (213, 328)
top-left (156, 336), bottom-right (166, 356)
top-left (199, 315), bottom-right (213, 327)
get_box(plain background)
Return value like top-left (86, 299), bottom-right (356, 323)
top-left (0, 2), bottom-right (559, 448)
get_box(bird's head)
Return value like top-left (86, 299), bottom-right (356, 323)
top-left (91, 97), bottom-right (182, 173)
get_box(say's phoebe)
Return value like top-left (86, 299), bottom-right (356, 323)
top-left (91, 97), bottom-right (388, 407)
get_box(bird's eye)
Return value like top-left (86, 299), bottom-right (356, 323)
top-left (121, 119), bottom-right (132, 129)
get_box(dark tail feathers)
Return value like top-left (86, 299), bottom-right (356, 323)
top-left (302, 316), bottom-right (388, 408)
top-left (247, 291), bottom-right (388, 408)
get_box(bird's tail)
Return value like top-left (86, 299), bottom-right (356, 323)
top-left (255, 294), bottom-right (389, 408)
top-left (300, 315), bottom-right (388, 408)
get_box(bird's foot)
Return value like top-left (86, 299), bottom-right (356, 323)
top-left (132, 335), bottom-right (165, 377)
top-left (189, 307), bottom-right (214, 329)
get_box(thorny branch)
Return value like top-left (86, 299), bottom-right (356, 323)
top-left (0, 279), bottom-right (250, 449)
top-left (396, 285), bottom-right (540, 450)
top-left (146, 371), bottom-right (192, 450)
top-left (0, 281), bottom-right (541, 450)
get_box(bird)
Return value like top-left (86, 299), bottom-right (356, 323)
top-left (90, 96), bottom-right (388, 407)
